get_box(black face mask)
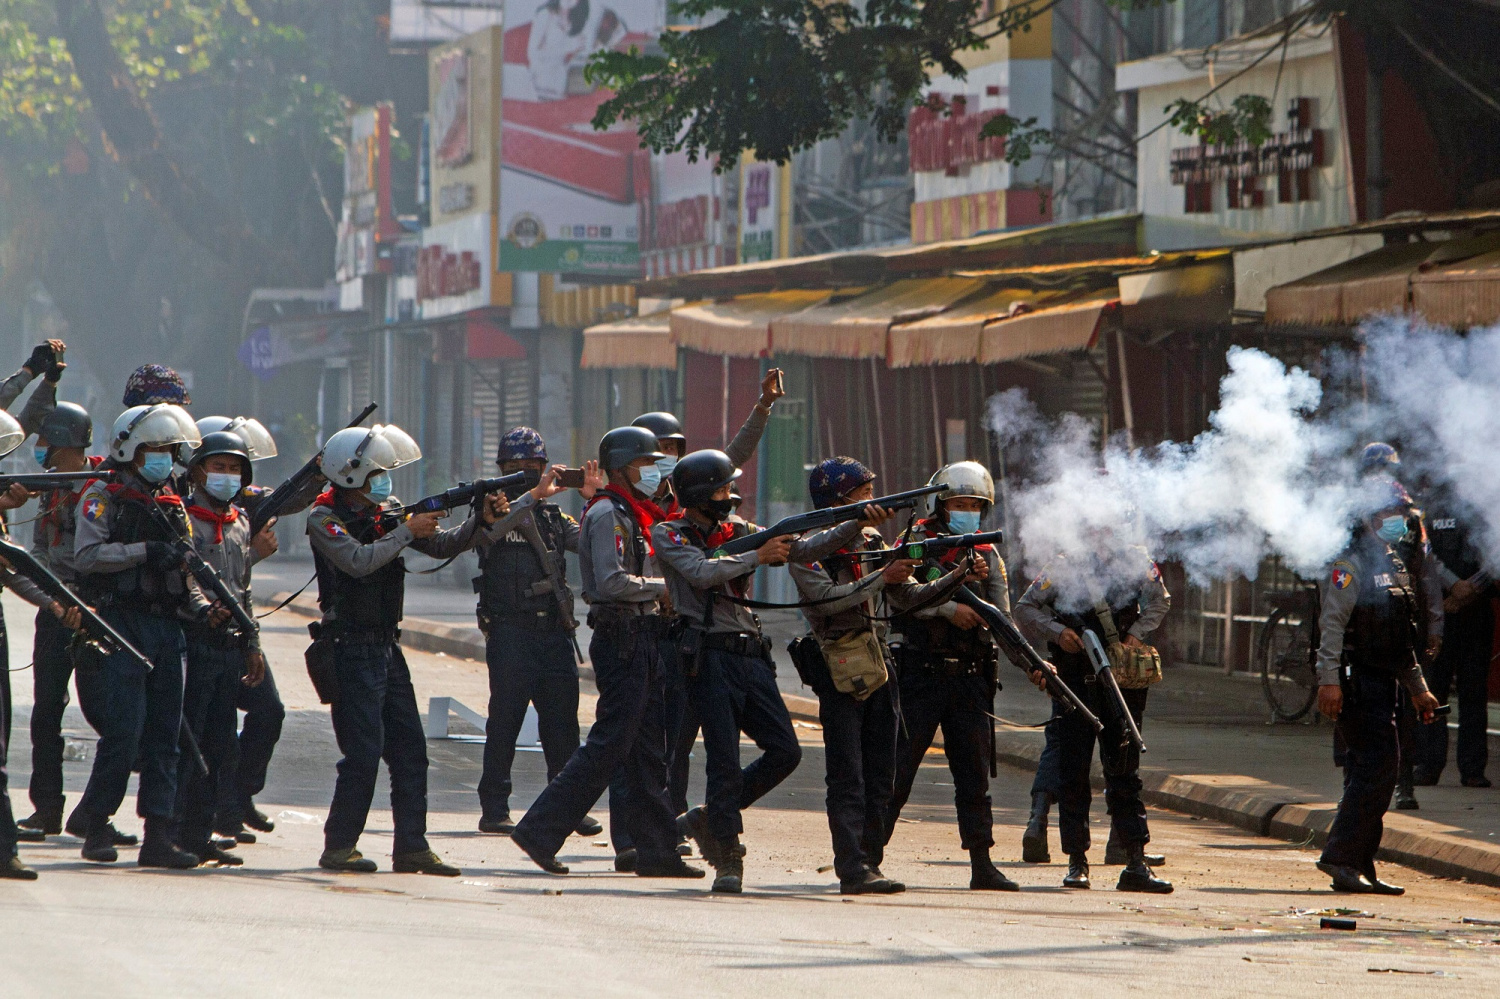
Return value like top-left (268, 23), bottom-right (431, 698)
top-left (702, 498), bottom-right (736, 522)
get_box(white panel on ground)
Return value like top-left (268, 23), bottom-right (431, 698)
top-left (425, 696), bottom-right (541, 749)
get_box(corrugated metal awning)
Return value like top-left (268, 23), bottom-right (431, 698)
top-left (979, 287), bottom-right (1119, 364)
top-left (887, 285), bottom-right (1074, 367)
top-left (1411, 249), bottom-right (1500, 328)
top-left (670, 289), bottom-right (833, 357)
top-left (580, 311), bottom-right (675, 370)
top-left (769, 278), bottom-right (984, 358)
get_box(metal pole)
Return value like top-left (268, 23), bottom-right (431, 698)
top-left (1115, 329), bottom-right (1135, 451)
top-left (1222, 576), bottom-right (1235, 675)
top-left (869, 356), bottom-right (889, 482)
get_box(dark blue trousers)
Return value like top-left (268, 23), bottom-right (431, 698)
top-left (324, 642), bottom-right (430, 855)
top-left (688, 647), bottom-right (803, 842)
top-left (76, 609), bottom-right (185, 821)
top-left (1049, 665), bottom-right (1150, 855)
top-left (1, 623), bottom-right (16, 859)
top-left (177, 641), bottom-right (244, 850)
top-left (812, 669), bottom-right (897, 881)
top-left (613, 639), bottom-right (696, 852)
top-left (515, 626), bottom-right (677, 863)
top-left (29, 609), bottom-right (101, 814)
top-left (886, 662), bottom-right (994, 850)
top-left (477, 624), bottom-right (580, 820)
top-left (215, 660), bottom-right (286, 828)
top-left (1323, 673), bottom-right (1400, 872)
top-left (1415, 605), bottom-right (1493, 782)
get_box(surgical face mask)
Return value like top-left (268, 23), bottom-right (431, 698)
top-left (654, 455), bottom-right (678, 483)
top-left (139, 452), bottom-right (175, 483)
top-left (33, 447), bottom-right (48, 468)
top-left (1376, 515), bottom-right (1408, 543)
top-left (204, 472), bottom-right (242, 503)
top-left (634, 463), bottom-right (662, 498)
top-left (947, 510), bottom-right (982, 535)
top-left (365, 471), bottom-right (393, 502)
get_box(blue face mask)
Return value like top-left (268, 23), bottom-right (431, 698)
top-left (33, 447), bottom-right (48, 468)
top-left (635, 464), bottom-right (662, 498)
top-left (204, 472), bottom-right (242, 503)
top-left (1376, 515), bottom-right (1407, 543)
top-left (946, 510), bottom-right (982, 535)
top-left (365, 471), bottom-right (393, 502)
top-left (139, 452), bottom-right (175, 484)
top-left (654, 455), bottom-right (678, 482)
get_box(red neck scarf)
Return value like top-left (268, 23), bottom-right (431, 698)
top-left (588, 484), bottom-right (668, 555)
top-left (187, 502), bottom-right (239, 543)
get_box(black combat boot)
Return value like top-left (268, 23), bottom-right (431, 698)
top-left (711, 838), bottom-right (744, 894)
top-left (137, 818), bottom-right (200, 869)
top-left (1359, 865), bottom-right (1405, 896)
top-left (195, 842), bottom-right (245, 867)
top-left (1116, 845), bottom-right (1173, 893)
top-left (614, 848), bottom-right (638, 872)
top-left (840, 868), bottom-right (903, 895)
top-left (16, 804), bottom-right (63, 841)
top-left (678, 806), bottom-right (721, 868)
top-left (81, 814), bottom-right (120, 864)
top-left (242, 802), bottom-right (276, 833)
top-left (67, 807), bottom-right (137, 846)
top-left (319, 847), bottom-right (378, 873)
top-left (478, 812), bottom-right (516, 834)
top-left (1021, 792), bottom-right (1051, 863)
top-left (1104, 832), bottom-right (1165, 866)
top-left (970, 848), bottom-right (1020, 891)
top-left (0, 856), bottom-right (38, 881)
top-left (393, 849), bottom-right (462, 876)
top-left (1062, 853), bottom-right (1090, 889)
top-left (1315, 860), bottom-right (1371, 893)
top-left (575, 815), bottom-right (604, 837)
top-left (1392, 784), bottom-right (1419, 810)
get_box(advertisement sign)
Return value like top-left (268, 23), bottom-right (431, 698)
top-left (334, 104), bottom-right (398, 282)
top-left (420, 212), bottom-right (492, 319)
top-left (497, 0), bottom-right (663, 276)
top-left (739, 158), bottom-right (786, 264)
top-left (433, 50), bottom-right (472, 168)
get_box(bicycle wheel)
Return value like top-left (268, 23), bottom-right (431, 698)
top-left (1258, 606), bottom-right (1319, 722)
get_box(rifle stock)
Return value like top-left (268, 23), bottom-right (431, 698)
top-left (953, 587), bottom-right (1103, 732)
top-left (714, 483), bottom-right (947, 557)
top-left (248, 402), bottom-right (377, 535)
top-left (146, 502), bottom-right (260, 641)
top-left (1082, 629), bottom-right (1146, 753)
top-left (0, 538), bottom-right (153, 673)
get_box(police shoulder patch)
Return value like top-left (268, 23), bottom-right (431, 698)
top-left (1330, 561), bottom-right (1356, 590)
top-left (325, 520), bottom-right (348, 538)
top-left (81, 495), bottom-right (107, 522)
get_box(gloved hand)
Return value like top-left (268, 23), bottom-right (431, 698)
top-left (24, 342), bottom-right (55, 376)
top-left (144, 541), bottom-right (184, 572)
top-left (45, 358), bottom-right (66, 383)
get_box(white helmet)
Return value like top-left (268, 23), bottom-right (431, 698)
top-left (196, 415), bottom-right (278, 461)
top-left (322, 423), bottom-right (421, 488)
top-left (0, 408), bottom-right (22, 459)
top-left (927, 460), bottom-right (996, 516)
top-left (110, 404), bottom-right (201, 462)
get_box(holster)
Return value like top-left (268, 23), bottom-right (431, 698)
top-left (787, 635), bottom-right (829, 688)
top-left (677, 624), bottom-right (706, 678)
top-left (304, 621), bottom-right (341, 705)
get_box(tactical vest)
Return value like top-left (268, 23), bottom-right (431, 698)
top-left (894, 521), bottom-right (994, 661)
top-left (474, 503), bottom-right (570, 627)
top-left (1344, 547), bottom-right (1419, 674)
top-left (1428, 510), bottom-right (1484, 582)
top-left (1051, 597), bottom-right (1144, 673)
top-left (76, 486), bottom-right (192, 615)
top-left (313, 499), bottom-right (406, 632)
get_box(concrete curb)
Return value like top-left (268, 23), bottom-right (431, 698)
top-left (269, 593), bottom-right (1500, 889)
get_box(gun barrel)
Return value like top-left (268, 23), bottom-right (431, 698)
top-left (1083, 630), bottom-right (1146, 753)
top-left (717, 483), bottom-right (948, 556)
top-left (399, 470), bottom-right (535, 516)
top-left (0, 539), bottom-right (154, 672)
top-left (0, 470), bottom-right (117, 489)
top-left (249, 402), bottom-right (376, 535)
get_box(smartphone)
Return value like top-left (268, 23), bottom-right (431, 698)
top-left (557, 468), bottom-right (586, 489)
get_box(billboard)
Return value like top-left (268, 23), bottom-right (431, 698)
top-left (497, 0), bottom-right (664, 277)
top-left (334, 104), bottom-right (399, 282)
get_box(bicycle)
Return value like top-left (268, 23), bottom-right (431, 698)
top-left (1256, 583), bottom-right (1321, 723)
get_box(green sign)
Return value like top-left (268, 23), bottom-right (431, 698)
top-left (499, 239), bottom-right (640, 277)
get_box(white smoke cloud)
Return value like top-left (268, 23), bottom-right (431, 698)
top-left (986, 346), bottom-right (1385, 601)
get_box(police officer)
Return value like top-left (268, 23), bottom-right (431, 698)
top-left (1314, 483), bottom-right (1441, 894)
top-left (655, 450), bottom-right (867, 893)
top-left (72, 404), bottom-right (223, 869)
top-left (882, 462), bottom-right (1020, 891)
top-left (509, 427), bottom-right (703, 881)
top-left (16, 403), bottom-right (110, 843)
top-left (307, 423), bottom-right (493, 876)
top-left (0, 407), bottom-right (86, 880)
top-left (474, 426), bottom-right (603, 839)
top-left (1013, 533), bottom-right (1173, 894)
top-left (172, 431), bottom-right (279, 865)
top-left (1416, 492), bottom-right (1492, 788)
top-left (195, 415), bottom-right (295, 843)
top-left (789, 457), bottom-right (963, 895)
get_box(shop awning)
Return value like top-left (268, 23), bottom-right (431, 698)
top-left (1411, 249), bottom-right (1500, 328)
top-left (1264, 242), bottom-right (1435, 325)
top-left (580, 311), bottom-right (675, 370)
top-left (769, 278), bottom-right (984, 358)
top-left (978, 287), bottom-right (1120, 364)
top-left (887, 285), bottom-right (1075, 367)
top-left (670, 289), bottom-right (833, 357)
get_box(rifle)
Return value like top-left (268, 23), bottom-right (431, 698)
top-left (0, 469), bottom-right (118, 491)
top-left (1081, 629), bottom-right (1146, 753)
top-left (144, 501), bottom-right (260, 641)
top-left (712, 483), bottom-right (948, 557)
top-left (845, 530), bottom-right (1005, 566)
top-left (952, 586), bottom-right (1103, 732)
top-left (248, 402), bottom-right (377, 535)
top-left (516, 514), bottom-right (585, 663)
top-left (394, 470), bottom-right (538, 517)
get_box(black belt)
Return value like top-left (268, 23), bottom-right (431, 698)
top-left (485, 609), bottom-right (565, 631)
top-left (325, 625), bottom-right (401, 646)
top-left (702, 632), bottom-right (771, 658)
top-left (899, 649), bottom-right (983, 676)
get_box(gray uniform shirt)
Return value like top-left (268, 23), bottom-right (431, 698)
top-left (305, 497), bottom-right (482, 582)
top-left (653, 515), bottom-right (861, 635)
top-left (31, 477), bottom-right (96, 583)
top-left (1013, 549), bottom-right (1171, 646)
top-left (790, 526), bottom-right (967, 642)
top-left (185, 488), bottom-right (264, 650)
top-left (73, 470), bottom-right (211, 617)
top-left (578, 493), bottom-right (664, 610)
top-left (0, 365), bottom-right (56, 437)
top-left (1315, 537), bottom-right (1430, 695)
top-left (480, 492), bottom-right (581, 553)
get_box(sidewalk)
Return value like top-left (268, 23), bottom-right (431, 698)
top-left (257, 559), bottom-right (1500, 890)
